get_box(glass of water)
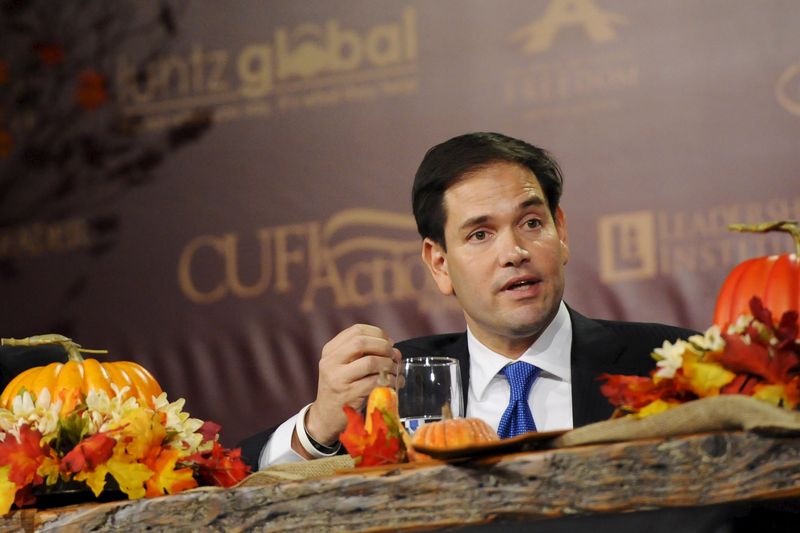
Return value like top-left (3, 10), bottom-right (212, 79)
top-left (397, 356), bottom-right (463, 434)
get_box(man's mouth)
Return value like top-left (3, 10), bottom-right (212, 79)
top-left (502, 277), bottom-right (540, 291)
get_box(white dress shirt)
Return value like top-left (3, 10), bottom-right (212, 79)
top-left (258, 412), bottom-right (304, 468)
top-left (258, 301), bottom-right (574, 469)
top-left (467, 300), bottom-right (573, 432)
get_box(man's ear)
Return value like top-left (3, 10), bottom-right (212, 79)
top-left (421, 238), bottom-right (454, 295)
top-left (555, 207), bottom-right (569, 265)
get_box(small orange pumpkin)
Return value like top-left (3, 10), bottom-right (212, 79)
top-left (0, 334), bottom-right (162, 413)
top-left (713, 221), bottom-right (800, 331)
top-left (411, 405), bottom-right (498, 449)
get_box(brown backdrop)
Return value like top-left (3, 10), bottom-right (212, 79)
top-left (1, 0), bottom-right (799, 445)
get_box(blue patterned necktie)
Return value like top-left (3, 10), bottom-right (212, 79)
top-left (496, 361), bottom-right (541, 438)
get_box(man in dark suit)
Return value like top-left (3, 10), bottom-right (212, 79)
top-left (395, 309), bottom-right (694, 429)
top-left (239, 132), bottom-right (694, 470)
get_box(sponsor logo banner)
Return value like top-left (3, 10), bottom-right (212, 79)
top-left (599, 195), bottom-right (800, 283)
top-left (116, 6), bottom-right (419, 130)
top-left (178, 208), bottom-right (457, 313)
top-left (505, 0), bottom-right (638, 120)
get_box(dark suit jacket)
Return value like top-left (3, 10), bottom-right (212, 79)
top-left (237, 307), bottom-right (697, 469)
top-left (395, 307), bottom-right (696, 427)
top-left (0, 345), bottom-right (68, 392)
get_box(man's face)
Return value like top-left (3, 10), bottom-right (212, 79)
top-left (422, 161), bottom-right (569, 357)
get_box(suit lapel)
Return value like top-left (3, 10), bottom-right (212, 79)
top-left (568, 307), bottom-right (626, 426)
top-left (456, 310), bottom-right (632, 427)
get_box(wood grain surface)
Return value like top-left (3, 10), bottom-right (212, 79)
top-left (2, 431), bottom-right (799, 532)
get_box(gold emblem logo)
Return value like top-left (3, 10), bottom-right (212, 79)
top-left (177, 208), bottom-right (438, 311)
top-left (275, 9), bottom-right (417, 79)
top-left (776, 62), bottom-right (800, 117)
top-left (511, 0), bottom-right (627, 55)
top-left (598, 211), bottom-right (656, 282)
top-left (116, 7), bottom-right (418, 129)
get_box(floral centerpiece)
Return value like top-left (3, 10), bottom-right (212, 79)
top-left (601, 220), bottom-right (800, 417)
top-left (600, 297), bottom-right (800, 417)
top-left (0, 335), bottom-right (249, 514)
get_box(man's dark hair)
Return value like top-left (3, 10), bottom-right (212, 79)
top-left (412, 132), bottom-right (564, 248)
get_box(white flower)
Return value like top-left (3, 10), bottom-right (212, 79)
top-left (85, 388), bottom-right (110, 413)
top-left (688, 325), bottom-right (725, 353)
top-left (0, 408), bottom-right (17, 434)
top-left (5, 389), bottom-right (62, 437)
top-left (652, 339), bottom-right (688, 379)
top-left (84, 387), bottom-right (145, 433)
top-left (154, 393), bottom-right (206, 453)
top-left (728, 314), bottom-right (753, 335)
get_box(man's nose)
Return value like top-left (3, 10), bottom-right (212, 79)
top-left (499, 232), bottom-right (530, 267)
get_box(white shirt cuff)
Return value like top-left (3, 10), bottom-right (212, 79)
top-left (257, 404), bottom-right (342, 469)
top-left (258, 413), bottom-right (304, 470)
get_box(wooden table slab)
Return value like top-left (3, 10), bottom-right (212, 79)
top-left (2, 430), bottom-right (799, 532)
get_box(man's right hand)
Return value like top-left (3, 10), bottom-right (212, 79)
top-left (296, 324), bottom-right (401, 455)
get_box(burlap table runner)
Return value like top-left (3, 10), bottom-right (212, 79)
top-left (236, 455), bottom-right (355, 487)
top-left (236, 396), bottom-right (800, 486)
top-left (552, 395), bottom-right (800, 448)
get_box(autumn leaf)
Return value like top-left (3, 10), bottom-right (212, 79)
top-left (66, 434), bottom-right (123, 497)
top-left (188, 441), bottom-right (250, 488)
top-left (358, 409), bottom-right (404, 467)
top-left (197, 420), bottom-right (222, 444)
top-left (600, 299), bottom-right (800, 417)
top-left (37, 454), bottom-right (62, 487)
top-left (143, 447), bottom-right (197, 498)
top-left (0, 466), bottom-right (17, 515)
top-left (340, 405), bottom-right (368, 458)
top-left (598, 374), bottom-right (665, 409)
top-left (635, 399), bottom-right (678, 418)
top-left (721, 374), bottom-right (761, 396)
top-left (753, 382), bottom-right (800, 409)
top-left (775, 310), bottom-right (799, 351)
top-left (340, 407), bottom-right (405, 467)
top-left (74, 463), bottom-right (110, 497)
top-left (749, 297), bottom-right (773, 333)
top-left (681, 355), bottom-right (736, 397)
top-left (116, 408), bottom-right (167, 459)
top-left (106, 456), bottom-right (153, 500)
top-left (0, 425), bottom-right (47, 488)
top-left (717, 334), bottom-right (799, 384)
top-left (748, 296), bottom-right (799, 351)
top-left (60, 432), bottom-right (116, 473)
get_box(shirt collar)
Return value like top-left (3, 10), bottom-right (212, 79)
top-left (467, 301), bottom-right (573, 401)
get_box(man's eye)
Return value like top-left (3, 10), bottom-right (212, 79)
top-left (470, 230), bottom-right (487, 241)
top-left (526, 219), bottom-right (542, 229)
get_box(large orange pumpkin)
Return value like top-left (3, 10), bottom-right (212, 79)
top-left (0, 334), bottom-right (162, 413)
top-left (713, 221), bottom-right (800, 330)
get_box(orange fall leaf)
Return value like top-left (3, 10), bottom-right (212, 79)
top-left (60, 432), bottom-right (116, 473)
top-left (143, 447), bottom-right (197, 498)
top-left (340, 406), bottom-right (405, 467)
top-left (0, 425), bottom-right (48, 488)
